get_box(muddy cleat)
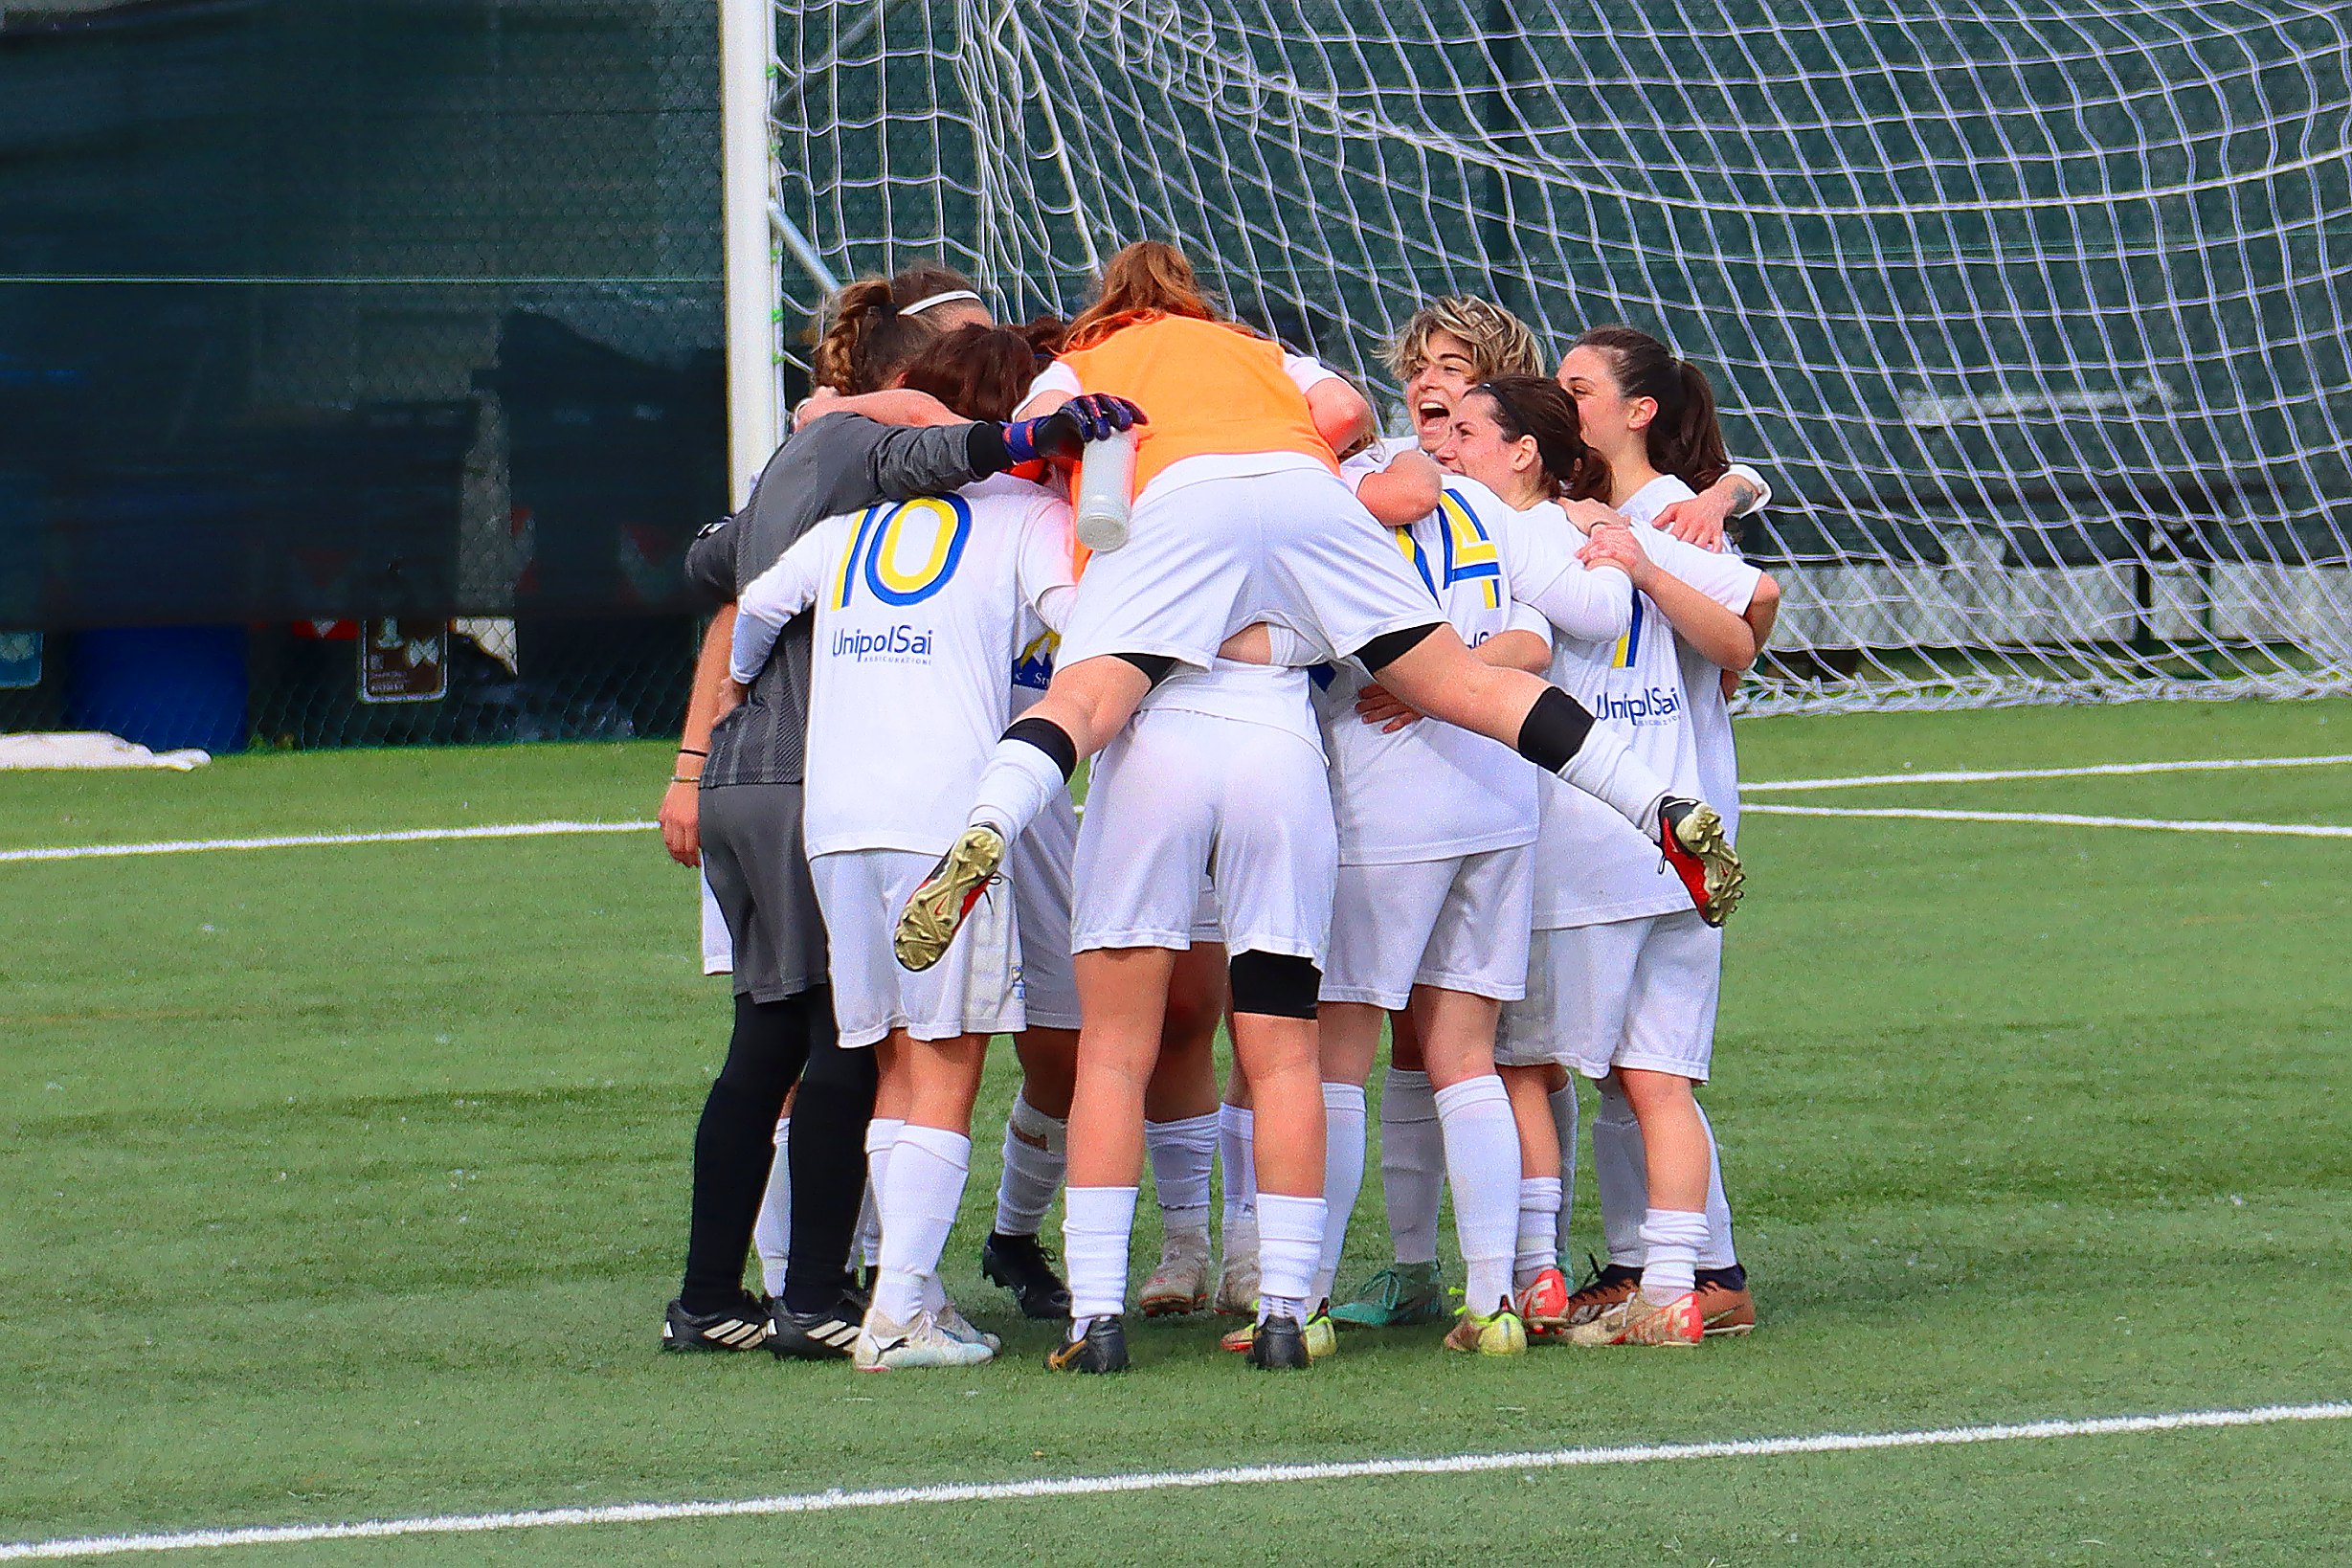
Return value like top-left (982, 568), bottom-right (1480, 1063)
top-left (1657, 796), bottom-right (1743, 926)
top-left (1514, 1266), bottom-right (1572, 1335)
top-left (1444, 1305), bottom-right (1529, 1356)
top-left (853, 1307), bottom-right (996, 1371)
top-left (1139, 1233), bottom-right (1211, 1317)
top-left (1044, 1315), bottom-right (1130, 1374)
top-left (935, 1299), bottom-right (1001, 1354)
top-left (1566, 1289), bottom-right (1704, 1347)
top-left (1212, 1240), bottom-right (1260, 1317)
top-left (1694, 1264), bottom-right (1757, 1337)
top-left (980, 1231), bottom-right (1071, 1320)
top-left (661, 1294), bottom-right (773, 1353)
top-left (1561, 1261), bottom-right (1643, 1328)
top-left (1329, 1261), bottom-right (1448, 1328)
top-left (768, 1293), bottom-right (864, 1361)
top-left (1245, 1313), bottom-right (1312, 1371)
top-left (894, 823), bottom-right (1007, 971)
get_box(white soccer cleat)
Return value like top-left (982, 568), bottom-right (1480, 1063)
top-left (853, 1308), bottom-right (996, 1371)
top-left (1139, 1232), bottom-right (1211, 1317)
top-left (1213, 1247), bottom-right (1260, 1317)
top-left (934, 1298), bottom-right (1002, 1354)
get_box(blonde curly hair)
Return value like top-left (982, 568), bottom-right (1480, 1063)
top-left (1385, 296), bottom-right (1545, 383)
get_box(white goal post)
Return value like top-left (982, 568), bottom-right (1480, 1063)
top-left (728, 1), bottom-right (2352, 713)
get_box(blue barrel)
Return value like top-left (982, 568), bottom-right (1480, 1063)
top-left (65, 626), bottom-right (249, 754)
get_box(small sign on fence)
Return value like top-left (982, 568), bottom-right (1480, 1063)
top-left (358, 619), bottom-right (447, 705)
top-left (0, 632), bottom-right (41, 691)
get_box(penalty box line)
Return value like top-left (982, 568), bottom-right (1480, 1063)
top-left (4, 1401), bottom-right (2347, 1561)
top-left (1746, 803), bottom-right (2352, 838)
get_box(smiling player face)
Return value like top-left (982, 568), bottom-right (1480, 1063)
top-left (1432, 392), bottom-right (1538, 503)
top-left (1401, 329), bottom-right (1484, 451)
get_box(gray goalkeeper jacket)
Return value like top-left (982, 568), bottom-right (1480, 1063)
top-left (684, 414), bottom-right (1001, 790)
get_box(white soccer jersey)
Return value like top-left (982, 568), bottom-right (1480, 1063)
top-left (1623, 473), bottom-right (1744, 838)
top-left (1532, 522), bottom-right (1762, 929)
top-left (731, 473), bottom-right (1078, 858)
top-left (1314, 477), bottom-right (1548, 863)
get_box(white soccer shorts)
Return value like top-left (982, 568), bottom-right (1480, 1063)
top-left (1320, 844), bottom-right (1534, 1010)
top-left (1009, 792), bottom-right (1083, 1032)
top-left (1499, 910), bottom-right (1723, 1080)
top-left (1071, 707), bottom-right (1337, 962)
top-left (810, 847), bottom-right (1024, 1049)
top-left (1055, 466), bottom-right (1442, 674)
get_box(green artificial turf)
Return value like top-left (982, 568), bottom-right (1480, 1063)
top-left (4, 699), bottom-right (2347, 1563)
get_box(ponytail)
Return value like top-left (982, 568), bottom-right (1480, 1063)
top-left (811, 262), bottom-right (986, 394)
top-left (1575, 325), bottom-right (1730, 493)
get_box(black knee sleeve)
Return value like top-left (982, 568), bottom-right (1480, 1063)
top-left (1352, 621), bottom-right (1441, 675)
top-left (1514, 684), bottom-right (1595, 773)
top-left (1113, 651), bottom-right (1178, 687)
top-left (1227, 950), bottom-right (1322, 1020)
top-left (1002, 715), bottom-right (1077, 780)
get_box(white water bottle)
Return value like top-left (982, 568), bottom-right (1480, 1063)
top-left (1073, 429), bottom-right (1137, 553)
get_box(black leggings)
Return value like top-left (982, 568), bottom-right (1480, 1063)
top-left (780, 1019), bottom-right (879, 1312)
top-left (678, 989), bottom-right (822, 1312)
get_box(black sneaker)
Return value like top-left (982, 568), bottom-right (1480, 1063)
top-left (767, 1293), bottom-right (863, 1361)
top-left (982, 1231), bottom-right (1072, 1319)
top-left (1043, 1314), bottom-right (1129, 1374)
top-left (1246, 1313), bottom-right (1310, 1371)
top-left (661, 1294), bottom-right (772, 1353)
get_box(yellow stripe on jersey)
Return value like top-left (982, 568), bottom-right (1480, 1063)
top-left (1438, 490), bottom-right (1503, 610)
top-left (1610, 589), bottom-right (1645, 668)
top-left (1394, 525), bottom-right (1440, 599)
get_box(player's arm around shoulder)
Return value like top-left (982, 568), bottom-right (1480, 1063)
top-left (1353, 449), bottom-right (1444, 526)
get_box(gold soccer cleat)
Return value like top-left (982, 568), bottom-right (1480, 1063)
top-left (893, 823), bottom-right (1007, 971)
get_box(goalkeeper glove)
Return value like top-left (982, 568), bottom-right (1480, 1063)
top-left (1002, 393), bottom-right (1148, 463)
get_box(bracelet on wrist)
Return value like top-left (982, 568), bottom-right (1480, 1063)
top-left (677, 746), bottom-right (707, 758)
top-left (670, 773), bottom-right (702, 786)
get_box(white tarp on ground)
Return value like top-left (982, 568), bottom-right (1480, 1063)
top-left (0, 732), bottom-right (212, 771)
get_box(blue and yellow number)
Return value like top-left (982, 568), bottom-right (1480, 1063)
top-left (835, 495), bottom-right (973, 609)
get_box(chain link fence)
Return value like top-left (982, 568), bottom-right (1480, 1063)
top-left (0, 0), bottom-right (760, 751)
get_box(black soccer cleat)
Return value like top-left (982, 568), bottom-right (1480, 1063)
top-left (661, 1294), bottom-right (773, 1354)
top-left (1245, 1313), bottom-right (1311, 1371)
top-left (767, 1293), bottom-right (863, 1361)
top-left (982, 1231), bottom-right (1073, 1320)
top-left (1043, 1314), bottom-right (1130, 1374)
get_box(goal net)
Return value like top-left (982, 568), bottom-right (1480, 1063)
top-left (763, 1), bottom-right (2352, 713)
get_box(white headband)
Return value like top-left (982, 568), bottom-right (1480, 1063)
top-left (904, 288), bottom-right (983, 317)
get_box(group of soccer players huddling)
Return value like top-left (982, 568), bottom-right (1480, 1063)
top-left (672, 240), bottom-right (1780, 1375)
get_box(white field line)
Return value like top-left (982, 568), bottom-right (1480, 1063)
top-left (4, 1401), bottom-right (2345, 1561)
top-left (2, 754), bottom-right (2343, 865)
top-left (1745, 752), bottom-right (2352, 793)
top-left (1745, 803), bottom-right (2352, 838)
top-left (0, 820), bottom-right (657, 864)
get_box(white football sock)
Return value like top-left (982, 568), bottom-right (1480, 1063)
top-left (1639, 1207), bottom-right (1709, 1304)
top-left (1217, 1103), bottom-right (1256, 1226)
top-left (860, 1116), bottom-right (903, 1268)
top-left (1556, 724), bottom-right (1670, 833)
top-left (1432, 1076), bottom-right (1518, 1313)
top-left (1254, 1192), bottom-right (1326, 1326)
top-left (1378, 1068), bottom-right (1444, 1267)
top-left (1513, 1175), bottom-right (1562, 1289)
top-left (1311, 1082), bottom-right (1368, 1304)
top-left (1697, 1102), bottom-right (1739, 1270)
top-left (1062, 1184), bottom-right (1139, 1327)
top-left (967, 737), bottom-right (1067, 840)
top-left (1144, 1110), bottom-right (1219, 1243)
top-left (1592, 1079), bottom-right (1648, 1267)
top-left (992, 1090), bottom-right (1065, 1238)
top-left (752, 1115), bottom-right (791, 1298)
top-left (1549, 1077), bottom-right (1579, 1260)
top-left (872, 1125), bottom-right (970, 1327)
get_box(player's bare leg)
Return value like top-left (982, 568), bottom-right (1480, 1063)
top-left (1569, 1067), bottom-right (1710, 1348)
top-left (1139, 947), bottom-right (1226, 1316)
top-left (983, 1027), bottom-right (1076, 1319)
top-left (1410, 987), bottom-right (1527, 1355)
top-left (1366, 627), bottom-right (1742, 923)
top-left (857, 1032), bottom-right (997, 1370)
top-left (1050, 946), bottom-right (1180, 1374)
